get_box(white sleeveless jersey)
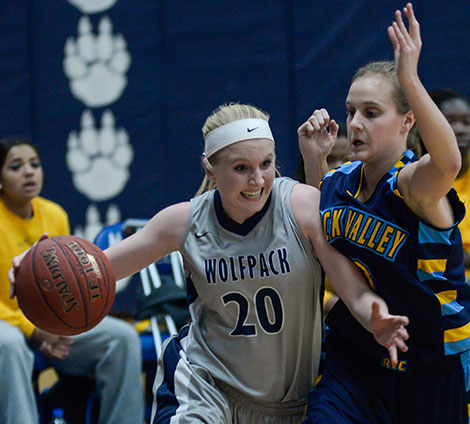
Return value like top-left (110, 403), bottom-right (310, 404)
top-left (180, 177), bottom-right (323, 402)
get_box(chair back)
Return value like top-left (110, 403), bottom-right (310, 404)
top-left (94, 219), bottom-right (189, 357)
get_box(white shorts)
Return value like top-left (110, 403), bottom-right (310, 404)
top-left (151, 327), bottom-right (307, 424)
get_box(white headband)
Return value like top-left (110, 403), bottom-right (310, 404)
top-left (204, 118), bottom-right (274, 159)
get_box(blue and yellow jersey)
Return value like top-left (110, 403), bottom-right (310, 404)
top-left (320, 149), bottom-right (470, 360)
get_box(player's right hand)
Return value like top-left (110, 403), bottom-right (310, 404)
top-left (298, 108), bottom-right (338, 160)
top-left (9, 233), bottom-right (49, 299)
top-left (370, 301), bottom-right (409, 364)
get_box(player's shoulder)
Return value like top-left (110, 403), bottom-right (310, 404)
top-left (324, 160), bottom-right (359, 179)
top-left (292, 181), bottom-right (318, 196)
top-left (158, 201), bottom-right (191, 222)
top-left (169, 201), bottom-right (191, 218)
top-left (319, 161), bottom-right (360, 190)
top-left (291, 182), bottom-right (320, 210)
top-left (151, 201), bottom-right (191, 235)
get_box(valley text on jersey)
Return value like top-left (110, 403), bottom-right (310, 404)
top-left (321, 205), bottom-right (409, 262)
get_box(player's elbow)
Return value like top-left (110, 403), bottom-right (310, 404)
top-left (434, 151), bottom-right (461, 182)
top-left (450, 153), bottom-right (462, 178)
top-left (446, 136), bottom-right (462, 178)
top-left (442, 154), bottom-right (461, 181)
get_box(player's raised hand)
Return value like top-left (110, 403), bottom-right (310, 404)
top-left (9, 233), bottom-right (49, 299)
top-left (387, 3), bottom-right (421, 82)
top-left (298, 108), bottom-right (338, 161)
top-left (370, 301), bottom-right (409, 364)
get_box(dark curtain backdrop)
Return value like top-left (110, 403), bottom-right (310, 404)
top-left (0, 0), bottom-right (469, 231)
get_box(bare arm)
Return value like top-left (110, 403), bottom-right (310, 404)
top-left (298, 109), bottom-right (338, 187)
top-left (105, 202), bottom-right (190, 280)
top-left (291, 184), bottom-right (409, 360)
top-left (9, 205), bottom-right (190, 297)
top-left (390, 4), bottom-right (460, 224)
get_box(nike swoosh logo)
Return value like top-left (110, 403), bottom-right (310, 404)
top-left (247, 127), bottom-right (259, 132)
top-left (195, 231), bottom-right (209, 239)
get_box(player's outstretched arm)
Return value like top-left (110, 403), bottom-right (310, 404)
top-left (316, 232), bottom-right (409, 359)
top-left (291, 184), bottom-right (409, 358)
top-left (104, 202), bottom-right (190, 281)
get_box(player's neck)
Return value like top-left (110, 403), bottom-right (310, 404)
top-left (361, 150), bottom-right (404, 197)
top-left (358, 166), bottom-right (385, 203)
top-left (1, 195), bottom-right (33, 220)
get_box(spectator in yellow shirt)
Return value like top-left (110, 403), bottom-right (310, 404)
top-left (426, 89), bottom-right (470, 281)
top-left (0, 136), bottom-right (144, 424)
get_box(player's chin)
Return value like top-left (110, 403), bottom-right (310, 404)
top-left (348, 150), bottom-right (367, 162)
top-left (18, 187), bottom-right (42, 202)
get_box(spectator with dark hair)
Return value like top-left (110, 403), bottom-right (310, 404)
top-left (0, 136), bottom-right (144, 424)
top-left (428, 88), bottom-right (470, 281)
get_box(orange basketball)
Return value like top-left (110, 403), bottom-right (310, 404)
top-left (15, 235), bottom-right (116, 336)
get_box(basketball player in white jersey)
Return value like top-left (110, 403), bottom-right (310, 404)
top-left (10, 103), bottom-right (409, 423)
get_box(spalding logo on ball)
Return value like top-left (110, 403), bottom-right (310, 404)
top-left (15, 235), bottom-right (116, 335)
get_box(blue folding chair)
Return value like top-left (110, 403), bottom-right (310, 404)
top-left (34, 353), bottom-right (99, 424)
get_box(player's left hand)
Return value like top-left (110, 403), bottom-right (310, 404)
top-left (370, 301), bottom-right (409, 363)
top-left (387, 3), bottom-right (421, 83)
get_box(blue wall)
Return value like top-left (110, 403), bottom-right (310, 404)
top-left (1, 0), bottom-right (469, 235)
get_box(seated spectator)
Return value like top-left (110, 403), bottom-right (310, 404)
top-left (0, 136), bottom-right (144, 424)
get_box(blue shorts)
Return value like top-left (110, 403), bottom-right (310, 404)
top-left (304, 337), bottom-right (470, 424)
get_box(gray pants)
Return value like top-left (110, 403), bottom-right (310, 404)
top-left (0, 316), bottom-right (145, 424)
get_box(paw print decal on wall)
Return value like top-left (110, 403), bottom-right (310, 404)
top-left (67, 0), bottom-right (117, 14)
top-left (66, 109), bottom-right (134, 201)
top-left (63, 15), bottom-right (131, 107)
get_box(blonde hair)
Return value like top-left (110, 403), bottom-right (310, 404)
top-left (196, 103), bottom-right (274, 196)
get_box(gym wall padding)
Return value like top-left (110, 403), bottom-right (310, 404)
top-left (0, 0), bottom-right (469, 231)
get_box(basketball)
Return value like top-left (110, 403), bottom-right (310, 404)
top-left (15, 235), bottom-right (116, 336)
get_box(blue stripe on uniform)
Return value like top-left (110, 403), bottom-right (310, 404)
top-left (322, 161), bottom-right (360, 181)
top-left (186, 275), bottom-right (198, 306)
top-left (418, 222), bottom-right (453, 246)
top-left (417, 269), bottom-right (447, 282)
top-left (460, 350), bottom-right (470, 392)
top-left (445, 338), bottom-right (470, 356)
top-left (442, 301), bottom-right (465, 316)
top-left (153, 326), bottom-right (190, 424)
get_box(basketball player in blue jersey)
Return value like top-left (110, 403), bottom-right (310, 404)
top-left (10, 103), bottom-right (409, 423)
top-left (299, 3), bottom-right (470, 423)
